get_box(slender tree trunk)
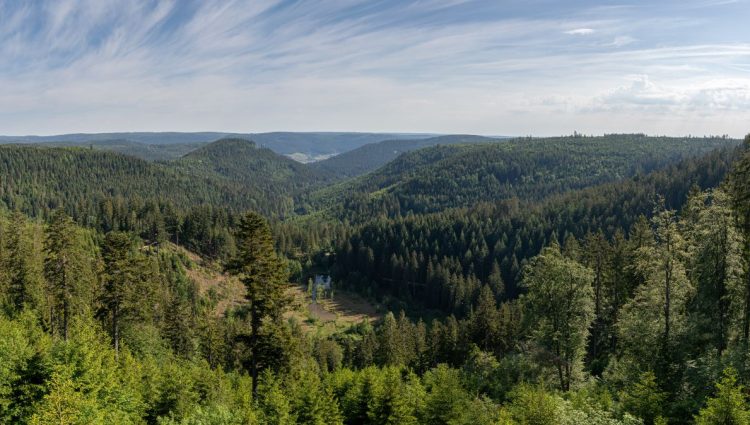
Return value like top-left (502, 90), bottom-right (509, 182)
top-left (664, 260), bottom-right (671, 347)
top-left (556, 347), bottom-right (565, 391)
top-left (49, 303), bottom-right (55, 337)
top-left (63, 297), bottom-right (69, 341)
top-left (663, 232), bottom-right (672, 349)
top-left (744, 238), bottom-right (750, 347)
top-left (113, 303), bottom-right (120, 359)
top-left (250, 304), bottom-right (260, 398)
top-left (716, 229), bottom-right (728, 354)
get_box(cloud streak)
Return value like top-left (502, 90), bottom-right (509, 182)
top-left (565, 28), bottom-right (595, 35)
top-left (0, 0), bottom-right (748, 137)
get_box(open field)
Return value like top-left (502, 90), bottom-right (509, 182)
top-left (285, 284), bottom-right (382, 334)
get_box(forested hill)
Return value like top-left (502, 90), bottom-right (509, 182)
top-left (0, 131), bottom-right (437, 157)
top-left (30, 139), bottom-right (207, 161)
top-left (310, 134), bottom-right (500, 178)
top-left (308, 134), bottom-right (738, 221)
top-left (0, 138), bottom-right (747, 424)
top-left (173, 138), bottom-right (335, 192)
top-left (329, 145), bottom-right (739, 312)
top-left (0, 144), bottom-right (298, 220)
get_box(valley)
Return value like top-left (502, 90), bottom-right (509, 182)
top-left (3, 2), bottom-right (748, 423)
top-left (1, 130), bottom-right (748, 424)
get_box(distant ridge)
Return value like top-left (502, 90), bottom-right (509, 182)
top-left (174, 137), bottom-right (335, 196)
top-left (0, 131), bottom-right (438, 157)
top-left (310, 134), bottom-right (503, 178)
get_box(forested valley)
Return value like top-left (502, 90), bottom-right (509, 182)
top-left (1, 133), bottom-right (749, 424)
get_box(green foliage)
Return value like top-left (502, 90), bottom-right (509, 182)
top-left (522, 245), bottom-right (594, 391)
top-left (44, 210), bottom-right (96, 341)
top-left (312, 134), bottom-right (736, 221)
top-left (501, 384), bottom-right (559, 425)
top-left (1, 134), bottom-right (749, 424)
top-left (225, 211), bottom-right (291, 395)
top-left (620, 371), bottom-right (666, 425)
top-left (330, 144), bottom-right (737, 316)
top-left (695, 368), bottom-right (750, 425)
top-left (617, 207), bottom-right (691, 383)
top-left (311, 135), bottom-right (497, 178)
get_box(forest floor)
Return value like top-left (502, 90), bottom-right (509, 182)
top-left (168, 243), bottom-right (246, 316)
top-left (169, 243), bottom-right (381, 330)
top-left (285, 285), bottom-right (382, 334)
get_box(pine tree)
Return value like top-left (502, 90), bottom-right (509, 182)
top-left (695, 368), bottom-right (750, 425)
top-left (618, 206), bottom-right (691, 384)
top-left (487, 260), bottom-right (504, 300)
top-left (729, 135), bottom-right (750, 347)
top-left (377, 312), bottom-right (401, 366)
top-left (621, 371), bottom-right (666, 425)
top-left (225, 211), bottom-right (289, 396)
top-left (582, 231), bottom-right (611, 373)
top-left (255, 370), bottom-right (294, 425)
top-left (684, 189), bottom-right (745, 355)
top-left (470, 285), bottom-right (499, 352)
top-left (5, 212), bottom-right (32, 313)
top-left (100, 231), bottom-right (141, 357)
top-left (43, 211), bottom-right (86, 341)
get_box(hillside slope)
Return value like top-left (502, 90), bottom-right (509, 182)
top-left (0, 143), bottom-right (298, 218)
top-left (173, 138), bottom-right (335, 194)
top-left (308, 134), bottom-right (738, 220)
top-left (0, 131), bottom-right (437, 157)
top-left (310, 134), bottom-right (500, 178)
top-left (32, 139), bottom-right (206, 161)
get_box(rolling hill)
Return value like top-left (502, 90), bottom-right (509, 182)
top-left (310, 134), bottom-right (501, 178)
top-left (0, 131), bottom-right (437, 159)
top-left (24, 139), bottom-right (207, 161)
top-left (0, 139), bottom-right (329, 219)
top-left (172, 138), bottom-right (335, 194)
top-left (307, 134), bottom-right (739, 220)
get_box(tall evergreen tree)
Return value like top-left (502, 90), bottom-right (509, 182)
top-left (582, 231), bottom-right (611, 372)
top-left (43, 211), bottom-right (87, 341)
top-left (729, 135), bottom-right (750, 347)
top-left (618, 206), bottom-right (691, 384)
top-left (5, 212), bottom-right (33, 314)
top-left (469, 285), bottom-right (500, 353)
top-left (100, 231), bottom-right (142, 357)
top-left (684, 189), bottom-right (745, 355)
top-left (225, 211), bottom-right (289, 396)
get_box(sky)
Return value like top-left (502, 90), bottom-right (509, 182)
top-left (0, 0), bottom-right (749, 137)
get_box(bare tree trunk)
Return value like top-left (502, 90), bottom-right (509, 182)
top-left (113, 303), bottom-right (120, 359)
top-left (63, 298), bottom-right (69, 341)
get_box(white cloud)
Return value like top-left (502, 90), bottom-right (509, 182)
top-left (565, 28), bottom-right (595, 35)
top-left (588, 75), bottom-right (750, 115)
top-left (0, 1), bottom-right (749, 137)
top-left (610, 35), bottom-right (636, 47)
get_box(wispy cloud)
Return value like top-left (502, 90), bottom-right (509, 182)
top-left (565, 28), bottom-right (595, 35)
top-left (0, 0), bottom-right (748, 137)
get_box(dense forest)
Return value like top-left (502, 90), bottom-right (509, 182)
top-left (0, 133), bottom-right (748, 424)
top-left (309, 134), bottom-right (498, 178)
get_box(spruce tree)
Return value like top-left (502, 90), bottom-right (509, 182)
top-left (43, 211), bottom-right (86, 341)
top-left (225, 211), bottom-right (289, 396)
top-left (5, 212), bottom-right (32, 313)
top-left (100, 231), bottom-right (141, 357)
top-left (729, 135), bottom-right (750, 346)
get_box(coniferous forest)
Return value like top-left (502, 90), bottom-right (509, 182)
top-left (0, 133), bottom-right (748, 424)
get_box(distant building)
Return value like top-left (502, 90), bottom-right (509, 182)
top-left (314, 274), bottom-right (332, 290)
top-left (311, 275), bottom-right (332, 302)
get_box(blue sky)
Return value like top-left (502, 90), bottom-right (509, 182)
top-left (0, 0), bottom-right (748, 136)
